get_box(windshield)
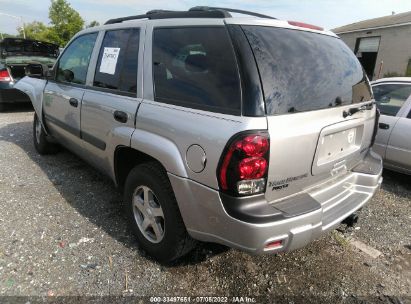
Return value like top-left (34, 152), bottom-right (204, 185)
top-left (1, 39), bottom-right (59, 58)
top-left (242, 26), bottom-right (372, 115)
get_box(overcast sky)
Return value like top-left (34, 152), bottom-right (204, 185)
top-left (1, 0), bottom-right (411, 34)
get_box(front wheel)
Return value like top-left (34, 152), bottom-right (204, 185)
top-left (124, 162), bottom-right (196, 263)
top-left (33, 113), bottom-right (59, 155)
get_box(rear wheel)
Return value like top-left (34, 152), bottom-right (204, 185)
top-left (33, 113), bottom-right (59, 155)
top-left (124, 162), bottom-right (196, 263)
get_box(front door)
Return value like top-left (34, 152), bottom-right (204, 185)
top-left (373, 83), bottom-right (411, 160)
top-left (385, 100), bottom-right (411, 172)
top-left (43, 32), bottom-right (98, 148)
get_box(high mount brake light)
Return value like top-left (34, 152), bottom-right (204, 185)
top-left (288, 20), bottom-right (324, 31)
top-left (218, 132), bottom-right (269, 196)
top-left (0, 69), bottom-right (11, 82)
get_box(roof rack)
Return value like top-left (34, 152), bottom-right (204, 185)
top-left (189, 6), bottom-right (276, 20)
top-left (105, 6), bottom-right (275, 25)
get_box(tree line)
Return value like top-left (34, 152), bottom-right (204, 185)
top-left (2, 0), bottom-right (99, 47)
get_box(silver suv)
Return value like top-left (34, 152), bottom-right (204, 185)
top-left (16, 7), bottom-right (383, 263)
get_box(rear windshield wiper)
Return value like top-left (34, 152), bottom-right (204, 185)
top-left (343, 101), bottom-right (375, 118)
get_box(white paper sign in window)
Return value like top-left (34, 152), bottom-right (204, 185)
top-left (99, 47), bottom-right (121, 75)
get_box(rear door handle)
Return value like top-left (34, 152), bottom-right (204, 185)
top-left (379, 123), bottom-right (390, 130)
top-left (69, 98), bottom-right (79, 108)
top-left (113, 110), bottom-right (128, 123)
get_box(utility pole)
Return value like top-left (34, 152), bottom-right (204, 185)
top-left (0, 12), bottom-right (26, 38)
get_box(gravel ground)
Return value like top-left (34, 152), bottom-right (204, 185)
top-left (0, 107), bottom-right (410, 303)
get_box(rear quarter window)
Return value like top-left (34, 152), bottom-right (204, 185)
top-left (152, 27), bottom-right (241, 115)
top-left (242, 26), bottom-right (371, 115)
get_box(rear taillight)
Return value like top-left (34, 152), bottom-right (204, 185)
top-left (370, 108), bottom-right (380, 147)
top-left (288, 20), bottom-right (324, 31)
top-left (0, 69), bottom-right (12, 82)
top-left (218, 132), bottom-right (269, 196)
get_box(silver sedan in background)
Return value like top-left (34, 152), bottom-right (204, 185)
top-left (372, 77), bottom-right (411, 174)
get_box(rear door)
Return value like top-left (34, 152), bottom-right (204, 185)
top-left (43, 33), bottom-right (98, 147)
top-left (80, 27), bottom-right (143, 172)
top-left (242, 26), bottom-right (376, 202)
top-left (372, 82), bottom-right (411, 159)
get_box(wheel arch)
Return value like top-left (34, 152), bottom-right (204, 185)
top-left (114, 146), bottom-right (163, 189)
top-left (114, 131), bottom-right (188, 189)
top-left (14, 78), bottom-right (47, 118)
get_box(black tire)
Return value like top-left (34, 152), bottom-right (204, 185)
top-left (33, 113), bottom-right (59, 155)
top-left (124, 161), bottom-right (196, 263)
top-left (0, 103), bottom-right (6, 112)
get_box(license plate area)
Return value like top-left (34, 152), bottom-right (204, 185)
top-left (316, 125), bottom-right (363, 168)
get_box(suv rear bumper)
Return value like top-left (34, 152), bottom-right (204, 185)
top-left (169, 150), bottom-right (382, 254)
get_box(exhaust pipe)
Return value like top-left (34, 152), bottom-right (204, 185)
top-left (342, 213), bottom-right (359, 227)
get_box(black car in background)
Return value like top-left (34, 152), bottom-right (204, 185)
top-left (0, 38), bottom-right (59, 111)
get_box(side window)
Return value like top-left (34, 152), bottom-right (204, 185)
top-left (93, 29), bottom-right (139, 95)
top-left (373, 84), bottom-right (411, 116)
top-left (56, 33), bottom-right (98, 85)
top-left (152, 27), bottom-right (241, 115)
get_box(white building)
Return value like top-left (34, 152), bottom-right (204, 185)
top-left (333, 11), bottom-right (411, 80)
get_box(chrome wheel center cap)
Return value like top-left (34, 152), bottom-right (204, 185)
top-left (146, 208), bottom-right (153, 217)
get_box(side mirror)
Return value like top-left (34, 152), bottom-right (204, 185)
top-left (63, 69), bottom-right (74, 82)
top-left (47, 67), bottom-right (56, 79)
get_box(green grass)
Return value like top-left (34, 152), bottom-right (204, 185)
top-left (406, 58), bottom-right (411, 77)
top-left (332, 230), bottom-right (349, 247)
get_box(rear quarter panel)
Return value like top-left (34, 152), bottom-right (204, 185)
top-left (133, 100), bottom-right (267, 188)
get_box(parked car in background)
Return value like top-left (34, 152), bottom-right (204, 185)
top-left (372, 77), bottom-right (411, 174)
top-left (0, 38), bottom-right (59, 111)
top-left (16, 7), bottom-right (382, 262)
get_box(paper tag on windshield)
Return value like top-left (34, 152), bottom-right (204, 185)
top-left (99, 47), bottom-right (120, 75)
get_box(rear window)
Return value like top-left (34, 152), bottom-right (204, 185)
top-left (1, 39), bottom-right (59, 58)
top-left (242, 26), bottom-right (372, 115)
top-left (152, 27), bottom-right (241, 115)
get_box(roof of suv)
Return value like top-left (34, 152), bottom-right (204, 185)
top-left (83, 7), bottom-right (337, 38)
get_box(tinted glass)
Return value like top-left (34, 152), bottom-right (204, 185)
top-left (242, 26), bottom-right (372, 115)
top-left (94, 29), bottom-right (139, 94)
top-left (373, 84), bottom-right (411, 116)
top-left (57, 33), bottom-right (98, 85)
top-left (152, 27), bottom-right (241, 115)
